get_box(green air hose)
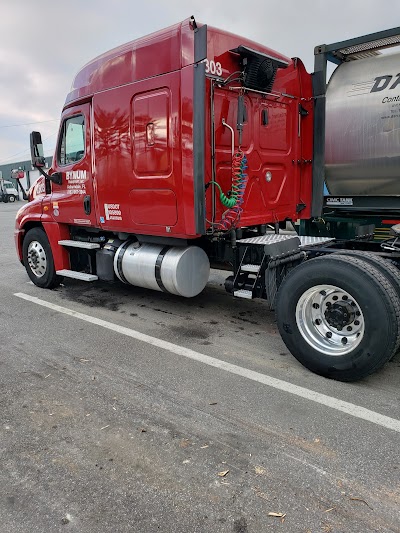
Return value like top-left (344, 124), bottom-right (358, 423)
top-left (208, 180), bottom-right (237, 208)
top-left (209, 151), bottom-right (248, 209)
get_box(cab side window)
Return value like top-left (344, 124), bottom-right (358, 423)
top-left (58, 115), bottom-right (85, 165)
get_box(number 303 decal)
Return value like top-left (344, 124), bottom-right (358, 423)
top-left (203, 58), bottom-right (223, 76)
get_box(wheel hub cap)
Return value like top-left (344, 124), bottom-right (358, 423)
top-left (27, 241), bottom-right (47, 278)
top-left (325, 301), bottom-right (355, 329)
top-left (296, 285), bottom-right (365, 356)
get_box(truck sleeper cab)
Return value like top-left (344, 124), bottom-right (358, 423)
top-left (15, 18), bottom-right (400, 382)
top-left (16, 17), bottom-right (313, 294)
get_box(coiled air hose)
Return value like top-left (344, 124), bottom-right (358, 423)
top-left (209, 151), bottom-right (248, 231)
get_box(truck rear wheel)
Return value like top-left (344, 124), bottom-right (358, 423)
top-left (332, 249), bottom-right (400, 299)
top-left (332, 250), bottom-right (400, 360)
top-left (22, 228), bottom-right (63, 289)
top-left (276, 255), bottom-right (400, 381)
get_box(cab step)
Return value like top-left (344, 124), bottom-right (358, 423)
top-left (56, 269), bottom-right (98, 282)
top-left (233, 289), bottom-right (253, 299)
top-left (240, 264), bottom-right (260, 273)
top-left (58, 239), bottom-right (100, 249)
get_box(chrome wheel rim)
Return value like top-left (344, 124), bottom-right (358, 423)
top-left (296, 284), bottom-right (365, 356)
top-left (27, 241), bottom-right (47, 278)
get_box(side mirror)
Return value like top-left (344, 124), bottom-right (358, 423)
top-left (11, 169), bottom-right (25, 180)
top-left (51, 172), bottom-right (62, 185)
top-left (29, 131), bottom-right (62, 189)
top-left (30, 131), bottom-right (46, 168)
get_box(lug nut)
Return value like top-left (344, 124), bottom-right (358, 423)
top-left (326, 331), bottom-right (332, 338)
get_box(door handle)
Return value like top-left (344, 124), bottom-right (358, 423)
top-left (84, 195), bottom-right (91, 215)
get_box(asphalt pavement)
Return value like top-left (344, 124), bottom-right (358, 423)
top-left (1, 201), bottom-right (399, 532)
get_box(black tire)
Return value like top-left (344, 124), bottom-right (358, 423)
top-left (8, 195), bottom-right (16, 203)
top-left (332, 250), bottom-right (400, 300)
top-left (276, 255), bottom-right (400, 381)
top-left (22, 228), bottom-right (63, 289)
top-left (332, 250), bottom-right (400, 360)
top-left (3, 194), bottom-right (8, 203)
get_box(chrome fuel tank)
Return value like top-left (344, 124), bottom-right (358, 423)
top-left (114, 242), bottom-right (210, 298)
top-left (325, 52), bottom-right (400, 195)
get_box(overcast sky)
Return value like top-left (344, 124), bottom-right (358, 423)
top-left (1, 0), bottom-right (399, 166)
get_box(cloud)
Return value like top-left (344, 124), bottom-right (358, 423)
top-left (0, 0), bottom-right (399, 163)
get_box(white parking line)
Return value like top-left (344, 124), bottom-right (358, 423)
top-left (15, 291), bottom-right (400, 434)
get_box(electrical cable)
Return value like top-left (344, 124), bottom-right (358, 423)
top-left (0, 131), bottom-right (58, 165)
top-left (221, 71), bottom-right (243, 86)
top-left (0, 119), bottom-right (59, 129)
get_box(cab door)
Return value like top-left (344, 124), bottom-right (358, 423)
top-left (50, 103), bottom-right (97, 226)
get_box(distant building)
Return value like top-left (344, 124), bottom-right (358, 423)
top-left (0, 156), bottom-right (52, 199)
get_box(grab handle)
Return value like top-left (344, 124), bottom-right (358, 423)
top-left (222, 118), bottom-right (235, 156)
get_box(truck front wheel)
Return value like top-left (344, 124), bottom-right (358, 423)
top-left (276, 255), bottom-right (400, 381)
top-left (22, 228), bottom-right (63, 289)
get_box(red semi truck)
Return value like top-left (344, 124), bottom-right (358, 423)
top-left (15, 17), bottom-right (400, 381)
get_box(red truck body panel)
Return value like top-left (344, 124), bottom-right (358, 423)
top-left (18, 19), bottom-right (314, 240)
top-left (15, 196), bottom-right (70, 270)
